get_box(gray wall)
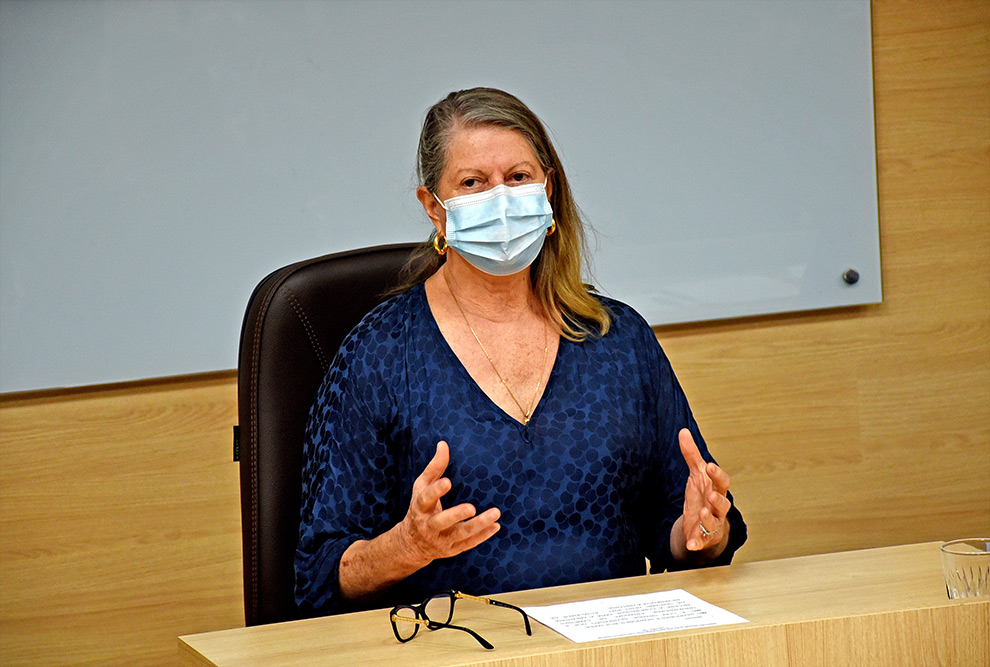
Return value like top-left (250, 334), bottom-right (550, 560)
top-left (0, 0), bottom-right (879, 392)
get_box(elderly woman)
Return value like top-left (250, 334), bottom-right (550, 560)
top-left (296, 87), bottom-right (746, 615)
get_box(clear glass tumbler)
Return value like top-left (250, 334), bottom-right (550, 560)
top-left (940, 538), bottom-right (990, 599)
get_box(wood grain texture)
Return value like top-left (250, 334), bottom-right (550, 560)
top-left (178, 543), bottom-right (990, 667)
top-left (0, 375), bottom-right (242, 665)
top-left (2, 1), bottom-right (989, 665)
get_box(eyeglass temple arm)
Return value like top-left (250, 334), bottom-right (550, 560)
top-left (457, 593), bottom-right (533, 636)
top-left (444, 622), bottom-right (495, 650)
top-left (391, 614), bottom-right (495, 650)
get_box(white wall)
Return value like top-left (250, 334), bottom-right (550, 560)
top-left (0, 0), bottom-right (878, 392)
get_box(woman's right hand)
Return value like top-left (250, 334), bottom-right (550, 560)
top-left (337, 440), bottom-right (500, 602)
top-left (399, 441), bottom-right (502, 567)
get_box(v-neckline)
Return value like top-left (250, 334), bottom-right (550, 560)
top-left (417, 283), bottom-right (561, 427)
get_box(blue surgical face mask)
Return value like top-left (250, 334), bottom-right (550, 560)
top-left (434, 181), bottom-right (554, 276)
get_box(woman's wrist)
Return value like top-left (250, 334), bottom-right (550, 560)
top-left (338, 521), bottom-right (433, 602)
top-left (392, 516), bottom-right (435, 572)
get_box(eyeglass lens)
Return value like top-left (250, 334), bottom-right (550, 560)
top-left (392, 606), bottom-right (419, 641)
top-left (424, 592), bottom-right (454, 626)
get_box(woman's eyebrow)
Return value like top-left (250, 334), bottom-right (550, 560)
top-left (451, 167), bottom-right (485, 178)
top-left (449, 161), bottom-right (538, 180)
top-left (506, 161), bottom-right (538, 172)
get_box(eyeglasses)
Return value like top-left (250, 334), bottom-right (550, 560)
top-left (389, 589), bottom-right (533, 650)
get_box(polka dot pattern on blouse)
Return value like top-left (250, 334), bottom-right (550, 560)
top-left (295, 283), bottom-right (746, 615)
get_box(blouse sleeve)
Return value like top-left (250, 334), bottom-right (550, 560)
top-left (635, 320), bottom-right (748, 573)
top-left (294, 318), bottom-right (402, 616)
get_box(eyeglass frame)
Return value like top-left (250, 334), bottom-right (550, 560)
top-left (389, 589), bottom-right (533, 650)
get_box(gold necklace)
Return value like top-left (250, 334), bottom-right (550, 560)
top-left (443, 270), bottom-right (549, 425)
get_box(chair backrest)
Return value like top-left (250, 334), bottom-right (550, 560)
top-left (236, 243), bottom-right (420, 626)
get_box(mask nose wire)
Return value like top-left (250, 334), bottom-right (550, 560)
top-left (432, 177), bottom-right (547, 210)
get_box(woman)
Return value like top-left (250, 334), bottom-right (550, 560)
top-left (296, 88), bottom-right (746, 615)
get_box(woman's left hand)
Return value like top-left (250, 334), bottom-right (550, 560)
top-left (677, 428), bottom-right (732, 553)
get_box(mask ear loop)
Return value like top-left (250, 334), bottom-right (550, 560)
top-left (431, 192), bottom-right (449, 210)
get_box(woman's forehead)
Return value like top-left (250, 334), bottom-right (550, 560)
top-left (444, 124), bottom-right (539, 173)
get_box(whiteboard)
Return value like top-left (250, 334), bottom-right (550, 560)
top-left (0, 0), bottom-right (879, 393)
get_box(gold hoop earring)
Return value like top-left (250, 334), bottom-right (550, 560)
top-left (433, 233), bottom-right (448, 255)
top-left (546, 219), bottom-right (556, 236)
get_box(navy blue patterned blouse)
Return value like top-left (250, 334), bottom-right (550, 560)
top-left (295, 283), bottom-right (746, 615)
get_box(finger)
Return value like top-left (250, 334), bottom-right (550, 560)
top-left (686, 526), bottom-right (704, 552)
top-left (707, 489), bottom-right (732, 519)
top-left (691, 507), bottom-right (722, 549)
top-left (684, 505), bottom-right (723, 550)
top-left (677, 428), bottom-right (707, 474)
top-left (451, 521), bottom-right (501, 555)
top-left (412, 476), bottom-right (452, 514)
top-left (439, 506), bottom-right (501, 538)
top-left (422, 441), bottom-right (450, 483)
top-left (448, 510), bottom-right (503, 552)
top-left (429, 508), bottom-right (501, 559)
top-left (428, 503), bottom-right (485, 533)
top-left (412, 441), bottom-right (450, 496)
top-left (706, 461), bottom-right (731, 495)
top-left (699, 506), bottom-right (720, 530)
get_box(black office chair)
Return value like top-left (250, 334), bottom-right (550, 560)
top-left (236, 242), bottom-right (420, 626)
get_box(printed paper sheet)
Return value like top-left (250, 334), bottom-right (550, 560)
top-left (523, 589), bottom-right (748, 643)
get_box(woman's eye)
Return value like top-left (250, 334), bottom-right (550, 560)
top-left (462, 178), bottom-right (479, 188)
top-left (510, 173), bottom-right (529, 182)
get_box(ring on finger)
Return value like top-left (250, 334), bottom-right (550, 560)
top-left (699, 518), bottom-right (721, 538)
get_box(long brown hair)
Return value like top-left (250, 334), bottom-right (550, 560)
top-left (401, 87), bottom-right (610, 341)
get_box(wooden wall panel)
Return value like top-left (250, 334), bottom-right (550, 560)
top-left (0, 376), bottom-right (242, 665)
top-left (0, 1), bottom-right (987, 664)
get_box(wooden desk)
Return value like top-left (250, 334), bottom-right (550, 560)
top-left (179, 542), bottom-right (988, 666)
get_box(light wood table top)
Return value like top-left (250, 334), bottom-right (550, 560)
top-left (179, 541), bottom-right (989, 666)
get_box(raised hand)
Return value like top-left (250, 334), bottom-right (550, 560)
top-left (677, 428), bottom-right (732, 553)
top-left (338, 441), bottom-right (501, 601)
top-left (399, 441), bottom-right (502, 566)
